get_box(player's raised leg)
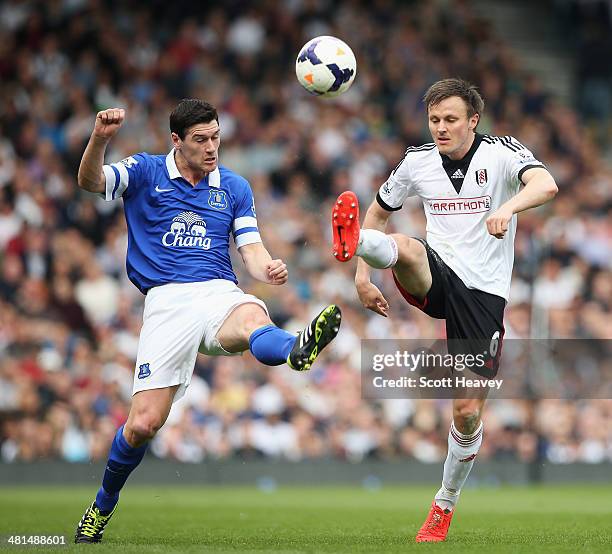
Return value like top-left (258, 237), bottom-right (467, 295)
top-left (75, 386), bottom-right (177, 543)
top-left (415, 396), bottom-right (486, 543)
top-left (216, 302), bottom-right (341, 371)
top-left (332, 191), bottom-right (432, 303)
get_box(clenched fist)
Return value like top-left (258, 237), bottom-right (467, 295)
top-left (266, 259), bottom-right (288, 285)
top-left (93, 108), bottom-right (125, 140)
top-left (486, 206), bottom-right (513, 239)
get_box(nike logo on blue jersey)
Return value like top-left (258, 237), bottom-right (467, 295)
top-left (155, 185), bottom-right (173, 192)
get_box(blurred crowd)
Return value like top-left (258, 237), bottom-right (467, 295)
top-left (0, 0), bottom-right (610, 466)
top-left (552, 0), bottom-right (612, 134)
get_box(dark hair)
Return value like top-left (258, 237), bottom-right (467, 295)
top-left (423, 78), bottom-right (484, 119)
top-left (169, 99), bottom-right (219, 139)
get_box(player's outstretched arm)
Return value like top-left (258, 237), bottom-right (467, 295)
top-left (77, 108), bottom-right (125, 194)
top-left (239, 242), bottom-right (288, 285)
top-left (355, 200), bottom-right (391, 317)
top-left (486, 167), bottom-right (558, 239)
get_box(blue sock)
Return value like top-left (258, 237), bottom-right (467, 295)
top-left (95, 425), bottom-right (148, 514)
top-left (249, 325), bottom-right (296, 365)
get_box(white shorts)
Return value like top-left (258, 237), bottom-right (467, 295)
top-left (133, 279), bottom-right (268, 402)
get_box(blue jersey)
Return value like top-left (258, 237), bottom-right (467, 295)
top-left (102, 149), bottom-right (261, 294)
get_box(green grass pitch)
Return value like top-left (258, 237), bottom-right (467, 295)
top-left (1, 484), bottom-right (611, 553)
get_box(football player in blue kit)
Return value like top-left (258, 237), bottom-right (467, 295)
top-left (74, 100), bottom-right (341, 543)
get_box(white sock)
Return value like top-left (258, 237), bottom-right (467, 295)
top-left (434, 420), bottom-right (483, 511)
top-left (355, 229), bottom-right (398, 269)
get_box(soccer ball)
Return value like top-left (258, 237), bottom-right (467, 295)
top-left (295, 36), bottom-right (357, 98)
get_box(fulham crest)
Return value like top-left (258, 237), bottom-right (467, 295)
top-left (475, 169), bottom-right (488, 187)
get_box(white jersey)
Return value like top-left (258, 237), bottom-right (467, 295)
top-left (377, 134), bottom-right (545, 300)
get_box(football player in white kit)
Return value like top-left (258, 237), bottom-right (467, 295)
top-left (74, 100), bottom-right (341, 543)
top-left (331, 79), bottom-right (557, 542)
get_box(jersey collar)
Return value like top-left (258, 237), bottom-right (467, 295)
top-left (439, 133), bottom-right (483, 166)
top-left (165, 148), bottom-right (221, 187)
top-left (439, 133), bottom-right (484, 194)
top-left (165, 148), bottom-right (181, 179)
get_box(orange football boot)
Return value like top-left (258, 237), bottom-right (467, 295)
top-left (332, 191), bottom-right (360, 262)
top-left (415, 502), bottom-right (455, 543)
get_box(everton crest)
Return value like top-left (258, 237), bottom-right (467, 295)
top-left (208, 190), bottom-right (228, 210)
